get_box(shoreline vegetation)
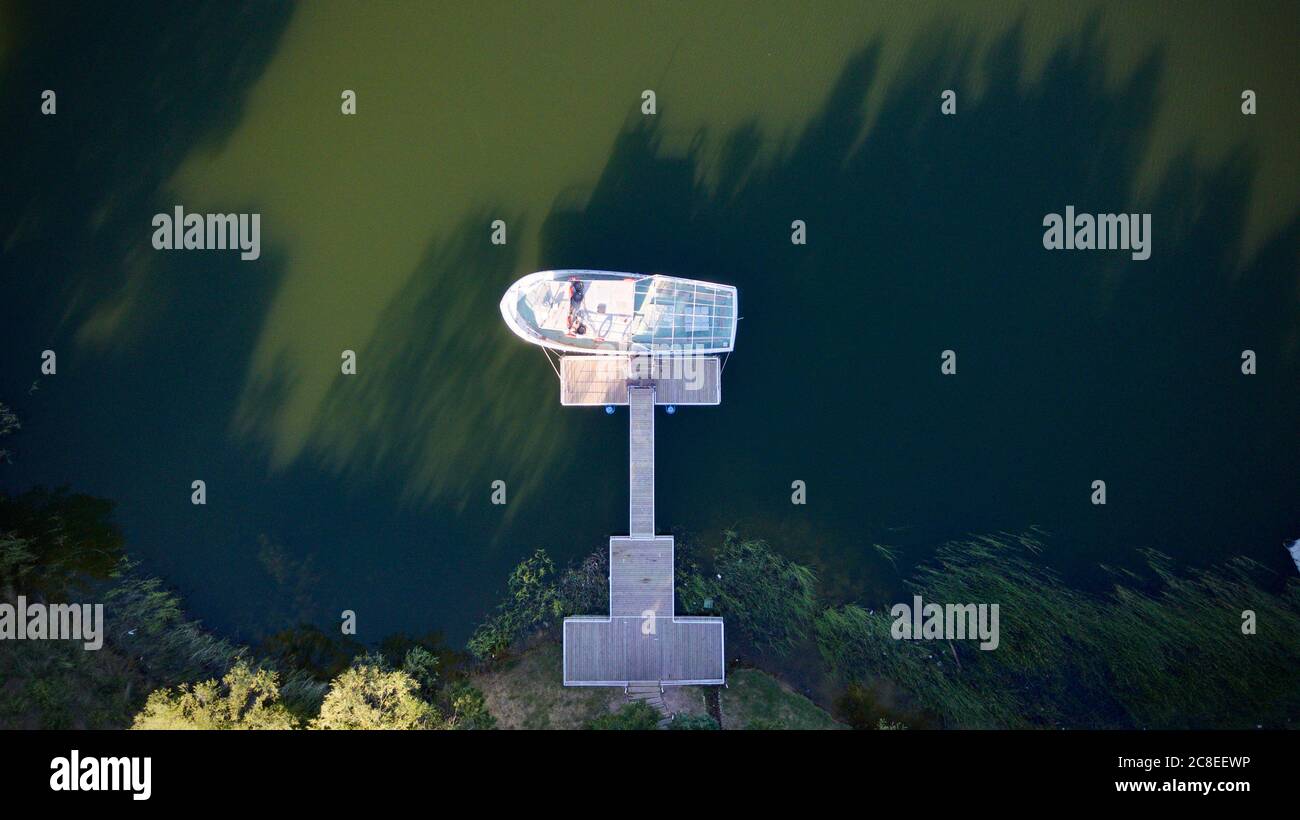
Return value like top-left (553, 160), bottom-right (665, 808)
top-left (467, 528), bottom-right (1300, 729)
top-left (820, 534), bottom-right (1300, 729)
top-left (3, 402), bottom-right (1297, 729)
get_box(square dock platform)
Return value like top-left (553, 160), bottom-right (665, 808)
top-left (560, 355), bottom-right (720, 406)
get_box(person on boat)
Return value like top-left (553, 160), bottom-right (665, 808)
top-left (566, 280), bottom-right (585, 333)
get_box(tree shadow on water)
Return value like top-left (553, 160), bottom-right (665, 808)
top-left (0, 1), bottom-right (295, 343)
top-left (296, 209), bottom-right (629, 542)
top-left (534, 20), bottom-right (1299, 591)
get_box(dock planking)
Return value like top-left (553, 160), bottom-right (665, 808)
top-left (610, 536), bottom-right (672, 616)
top-left (560, 355), bottom-right (721, 406)
top-left (629, 387), bottom-right (655, 536)
top-left (564, 616), bottom-right (725, 685)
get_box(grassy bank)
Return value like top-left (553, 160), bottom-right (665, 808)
top-left (720, 669), bottom-right (846, 730)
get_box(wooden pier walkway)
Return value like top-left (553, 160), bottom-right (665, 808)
top-left (629, 387), bottom-right (655, 536)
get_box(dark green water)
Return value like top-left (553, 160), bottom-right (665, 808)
top-left (2, 2), bottom-right (1297, 648)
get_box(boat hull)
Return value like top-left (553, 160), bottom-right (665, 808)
top-left (499, 270), bottom-right (737, 355)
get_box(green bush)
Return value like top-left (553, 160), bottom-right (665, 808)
top-left (469, 547), bottom-right (609, 661)
top-left (586, 701), bottom-right (661, 730)
top-left (447, 683), bottom-right (496, 730)
top-left (666, 713), bottom-right (719, 730)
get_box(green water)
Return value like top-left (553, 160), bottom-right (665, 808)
top-left (1, 1), bottom-right (1297, 646)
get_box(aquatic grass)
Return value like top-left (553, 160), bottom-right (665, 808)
top-left (817, 533), bottom-right (1300, 729)
top-left (712, 530), bottom-right (819, 657)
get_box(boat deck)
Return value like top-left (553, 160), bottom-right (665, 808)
top-left (560, 355), bottom-right (721, 406)
top-left (501, 270), bottom-right (739, 355)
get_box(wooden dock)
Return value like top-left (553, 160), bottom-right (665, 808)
top-left (564, 615), bottom-right (725, 685)
top-left (562, 378), bottom-right (725, 687)
top-left (610, 536), bottom-right (672, 616)
top-left (560, 355), bottom-right (721, 406)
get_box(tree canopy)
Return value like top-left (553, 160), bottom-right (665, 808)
top-left (311, 663), bottom-right (440, 730)
top-left (132, 661), bottom-right (297, 730)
